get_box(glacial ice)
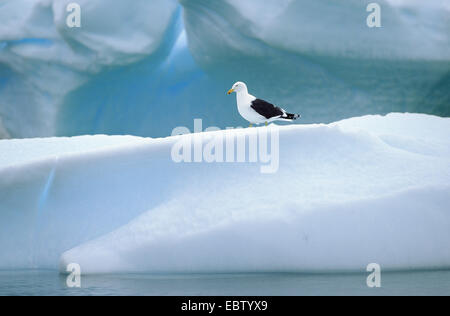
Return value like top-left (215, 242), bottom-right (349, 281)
top-left (1, 0), bottom-right (449, 139)
top-left (1, 113), bottom-right (449, 272)
top-left (182, 0), bottom-right (450, 61)
top-left (180, 0), bottom-right (450, 125)
top-left (0, 0), bottom-right (181, 138)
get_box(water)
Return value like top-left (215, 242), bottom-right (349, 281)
top-left (1, 270), bottom-right (449, 296)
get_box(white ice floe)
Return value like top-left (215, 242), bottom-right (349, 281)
top-left (1, 113), bottom-right (449, 272)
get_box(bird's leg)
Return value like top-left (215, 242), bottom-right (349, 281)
top-left (249, 123), bottom-right (253, 128)
top-left (265, 121), bottom-right (268, 126)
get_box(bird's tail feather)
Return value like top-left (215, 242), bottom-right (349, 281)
top-left (281, 113), bottom-right (301, 120)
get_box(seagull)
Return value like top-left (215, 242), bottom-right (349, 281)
top-left (227, 81), bottom-right (300, 127)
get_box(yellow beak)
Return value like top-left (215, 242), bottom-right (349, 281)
top-left (227, 89), bottom-right (235, 95)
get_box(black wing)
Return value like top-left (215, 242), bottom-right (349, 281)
top-left (250, 99), bottom-right (284, 119)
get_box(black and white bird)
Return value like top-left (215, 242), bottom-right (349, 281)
top-left (227, 81), bottom-right (300, 127)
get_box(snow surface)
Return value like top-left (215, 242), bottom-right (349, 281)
top-left (1, 113), bottom-right (449, 273)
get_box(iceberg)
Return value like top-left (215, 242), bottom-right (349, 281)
top-left (182, 0), bottom-right (450, 61)
top-left (1, 0), bottom-right (449, 139)
top-left (0, 0), bottom-right (181, 138)
top-left (1, 113), bottom-right (449, 272)
top-left (180, 0), bottom-right (450, 125)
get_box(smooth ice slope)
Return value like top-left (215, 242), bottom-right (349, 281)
top-left (0, 135), bottom-right (154, 268)
top-left (56, 114), bottom-right (449, 274)
top-left (57, 114), bottom-right (450, 274)
top-left (2, 113), bottom-right (449, 272)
